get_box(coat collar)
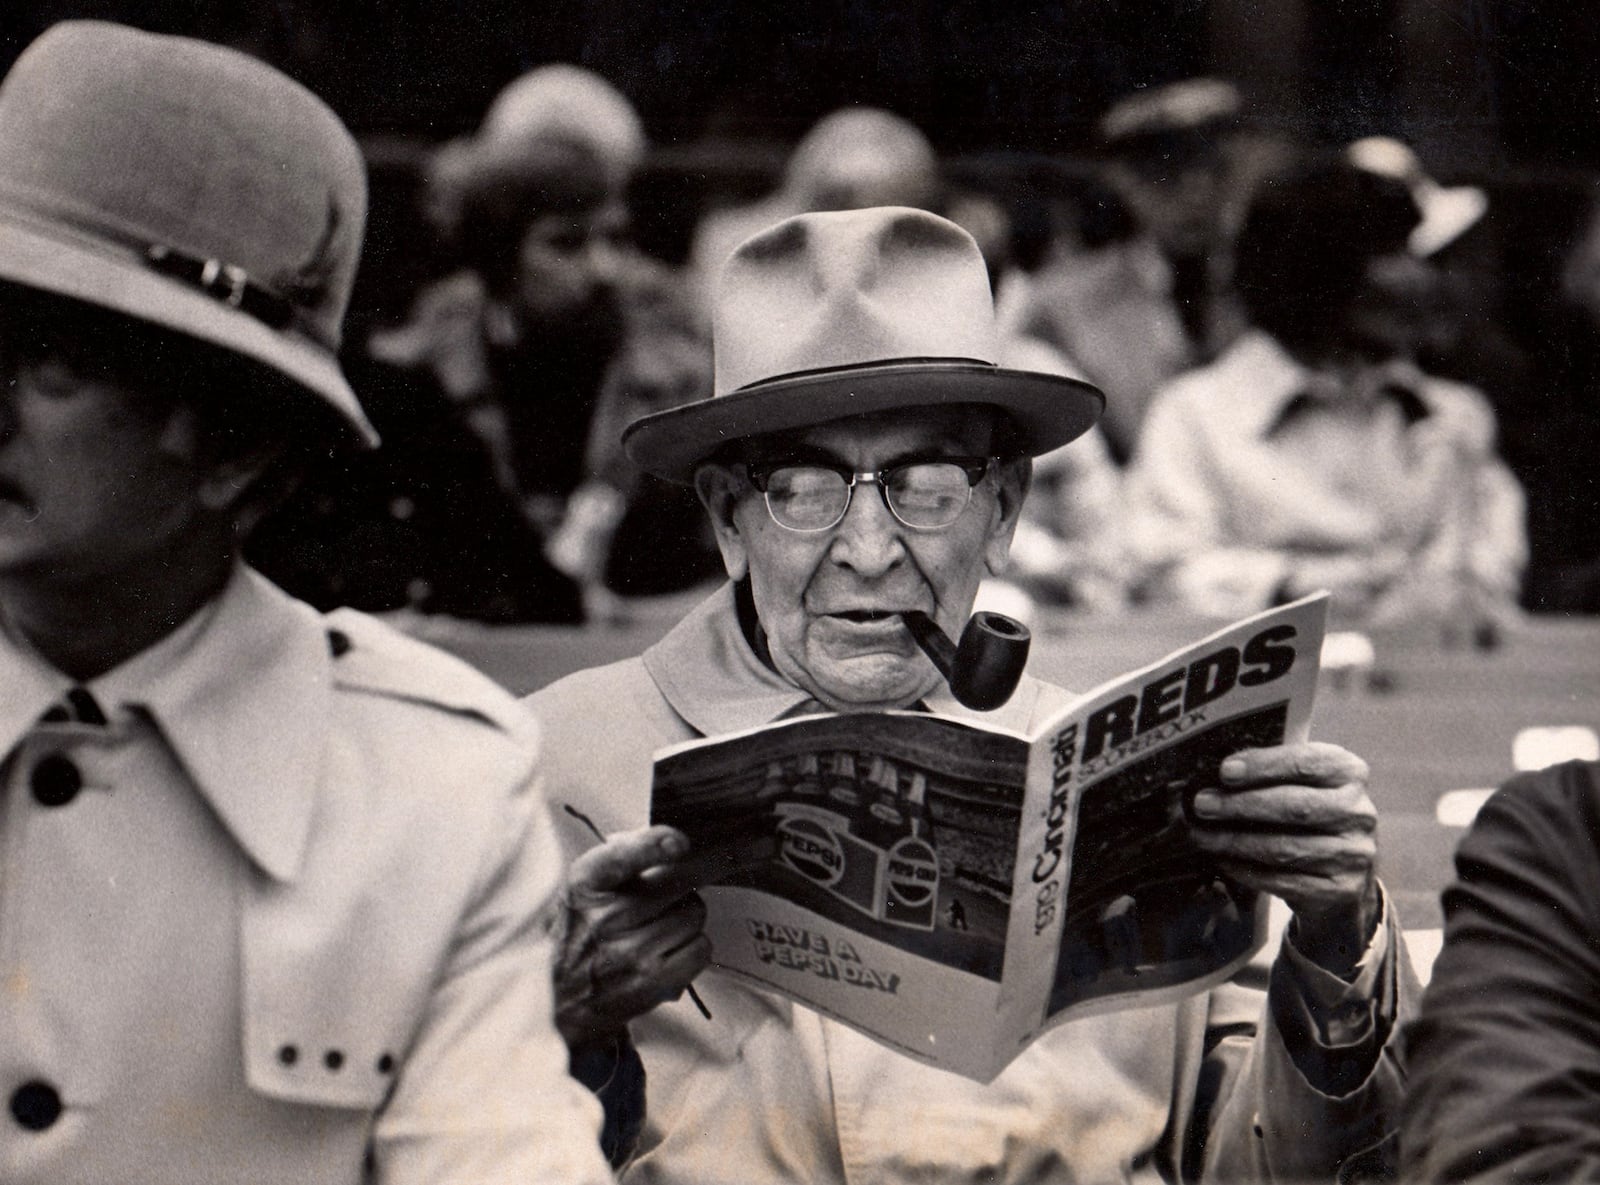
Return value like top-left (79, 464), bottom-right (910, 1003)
top-left (0, 565), bottom-right (331, 882)
top-left (642, 583), bottom-right (1050, 738)
top-left (1218, 331), bottom-right (1434, 439)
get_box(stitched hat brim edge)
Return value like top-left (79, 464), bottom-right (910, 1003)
top-left (623, 361), bottom-right (1106, 484)
top-left (0, 209), bottom-right (378, 448)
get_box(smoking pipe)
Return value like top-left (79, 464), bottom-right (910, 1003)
top-left (899, 609), bottom-right (1031, 711)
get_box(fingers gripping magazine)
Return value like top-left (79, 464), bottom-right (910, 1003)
top-left (649, 594), bottom-right (1329, 1082)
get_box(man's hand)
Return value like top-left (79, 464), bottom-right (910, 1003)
top-left (554, 825), bottom-right (712, 1049)
top-left (1188, 742), bottom-right (1381, 976)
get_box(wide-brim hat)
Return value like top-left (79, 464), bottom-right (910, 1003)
top-left (623, 207), bottom-right (1104, 483)
top-left (0, 21), bottom-right (377, 446)
top-left (1346, 136), bottom-right (1488, 259)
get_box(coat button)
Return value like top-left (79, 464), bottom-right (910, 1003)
top-left (30, 754), bottom-right (81, 807)
top-left (10, 1080), bottom-right (62, 1131)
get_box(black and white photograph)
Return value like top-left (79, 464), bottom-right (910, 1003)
top-left (3, 1), bottom-right (1599, 1180)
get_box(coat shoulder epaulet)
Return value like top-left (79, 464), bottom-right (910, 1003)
top-left (319, 608), bottom-right (530, 738)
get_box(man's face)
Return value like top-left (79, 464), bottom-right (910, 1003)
top-left (0, 303), bottom-right (207, 590)
top-left (696, 407), bottom-right (1029, 711)
top-left (1105, 136), bottom-right (1230, 259)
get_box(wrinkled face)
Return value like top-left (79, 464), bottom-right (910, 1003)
top-left (0, 303), bottom-right (208, 590)
top-left (696, 407), bottom-right (1030, 711)
top-left (512, 202), bottom-right (628, 329)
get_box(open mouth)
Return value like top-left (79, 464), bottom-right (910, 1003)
top-left (831, 609), bottom-right (903, 624)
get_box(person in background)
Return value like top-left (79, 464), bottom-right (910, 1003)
top-left (947, 183), bottom-right (1131, 610)
top-left (1402, 760), bottom-right (1600, 1181)
top-left (1123, 155), bottom-right (1527, 629)
top-left (686, 105), bottom-right (941, 311)
top-left (251, 63), bottom-right (720, 621)
top-left (0, 22), bottom-right (610, 1182)
top-left (994, 156), bottom-right (1195, 464)
top-left (534, 206), bottom-right (1414, 1184)
top-left (1004, 78), bottom-right (1288, 461)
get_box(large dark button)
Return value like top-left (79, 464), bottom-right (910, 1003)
top-left (30, 754), bottom-right (81, 807)
top-left (10, 1080), bottom-right (62, 1131)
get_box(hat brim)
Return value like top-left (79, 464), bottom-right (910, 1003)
top-left (1411, 186), bottom-right (1488, 258)
top-left (0, 208), bottom-right (378, 448)
top-left (623, 359), bottom-right (1106, 484)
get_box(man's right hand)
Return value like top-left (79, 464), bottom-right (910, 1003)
top-left (554, 825), bottom-right (711, 1049)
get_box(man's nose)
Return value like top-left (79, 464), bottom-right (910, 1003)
top-left (586, 231), bottom-right (626, 286)
top-left (827, 480), bottom-right (906, 577)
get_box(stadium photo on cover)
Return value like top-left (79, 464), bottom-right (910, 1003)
top-left (652, 712), bottom-right (1030, 980)
top-left (1048, 703), bottom-right (1288, 1015)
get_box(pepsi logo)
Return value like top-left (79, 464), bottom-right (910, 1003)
top-left (779, 816), bottom-right (845, 886)
top-left (886, 837), bottom-right (939, 907)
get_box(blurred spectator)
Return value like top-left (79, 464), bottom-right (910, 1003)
top-left (250, 65), bottom-right (722, 621)
top-left (1345, 136), bottom-right (1582, 619)
top-left (686, 106), bottom-right (940, 311)
top-left (1098, 77), bottom-right (1255, 353)
top-left (994, 160), bottom-right (1194, 464)
top-left (429, 62), bottom-right (647, 220)
top-left (945, 183), bottom-right (1132, 610)
top-left (994, 334), bottom-right (1129, 611)
top-left (1402, 760), bottom-right (1600, 1181)
top-left (999, 79), bottom-right (1287, 460)
top-left (1123, 155), bottom-right (1527, 630)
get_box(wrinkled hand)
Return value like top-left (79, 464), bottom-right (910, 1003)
top-left (554, 826), bottom-right (711, 1049)
top-left (1188, 742), bottom-right (1381, 976)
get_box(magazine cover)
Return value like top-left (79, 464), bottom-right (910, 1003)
top-left (650, 593), bottom-right (1329, 1081)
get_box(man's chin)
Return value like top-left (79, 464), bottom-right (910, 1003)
top-left (803, 653), bottom-right (941, 712)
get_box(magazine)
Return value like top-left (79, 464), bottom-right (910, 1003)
top-left (649, 593), bottom-right (1329, 1082)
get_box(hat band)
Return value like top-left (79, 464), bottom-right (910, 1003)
top-left (725, 356), bottom-right (997, 396)
top-left (143, 243), bottom-right (329, 346)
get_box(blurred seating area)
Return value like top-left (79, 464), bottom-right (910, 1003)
top-left (11, 1), bottom-right (1596, 624)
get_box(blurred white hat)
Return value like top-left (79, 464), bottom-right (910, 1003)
top-left (1346, 136), bottom-right (1488, 258)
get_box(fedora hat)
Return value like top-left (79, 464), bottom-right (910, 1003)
top-left (0, 21), bottom-right (377, 445)
top-left (623, 206), bottom-right (1103, 483)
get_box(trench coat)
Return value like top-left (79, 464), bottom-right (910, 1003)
top-left (0, 565), bottom-right (611, 1185)
top-left (528, 583), bottom-right (1415, 1184)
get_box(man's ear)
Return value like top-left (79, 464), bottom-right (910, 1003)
top-left (693, 463), bottom-right (750, 582)
top-left (159, 407), bottom-right (291, 522)
top-left (983, 456), bottom-right (1033, 577)
top-left (195, 441), bottom-right (290, 517)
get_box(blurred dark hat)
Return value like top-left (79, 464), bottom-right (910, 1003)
top-left (623, 206), bottom-right (1104, 483)
top-left (1234, 156), bottom-right (1423, 354)
top-left (1346, 136), bottom-right (1488, 258)
top-left (0, 21), bottom-right (377, 445)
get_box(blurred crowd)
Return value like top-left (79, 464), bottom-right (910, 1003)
top-left (245, 68), bottom-right (1600, 629)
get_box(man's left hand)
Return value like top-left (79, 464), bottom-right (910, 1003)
top-left (1188, 742), bottom-right (1381, 977)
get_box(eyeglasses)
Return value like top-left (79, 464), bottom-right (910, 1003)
top-left (743, 457), bottom-right (996, 532)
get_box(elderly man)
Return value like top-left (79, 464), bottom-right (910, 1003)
top-left (532, 205), bottom-right (1415, 1183)
top-left (0, 23), bottom-right (609, 1184)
